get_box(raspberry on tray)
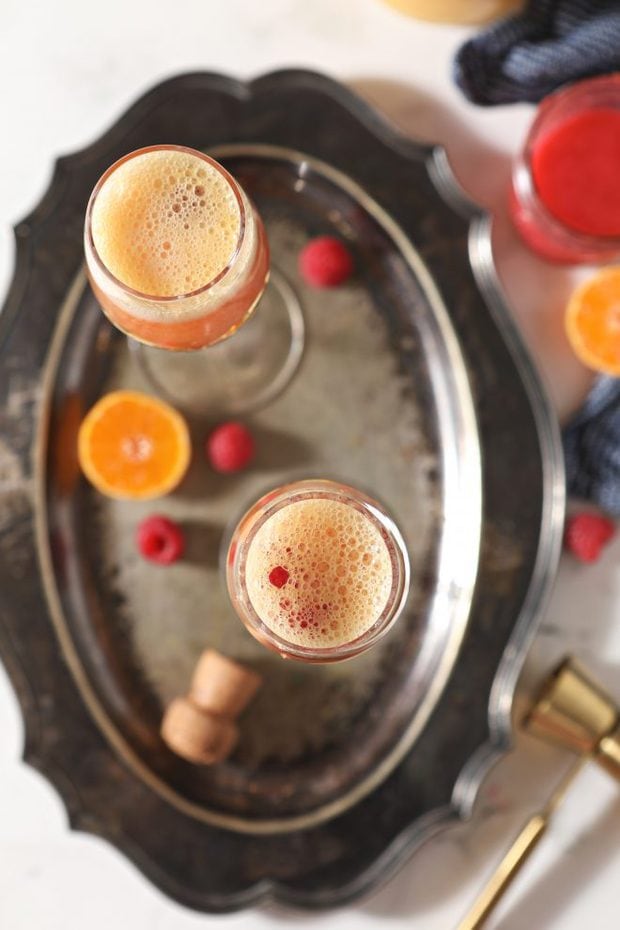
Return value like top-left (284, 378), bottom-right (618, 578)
top-left (206, 421), bottom-right (255, 474)
top-left (299, 236), bottom-right (354, 288)
top-left (137, 514), bottom-right (185, 565)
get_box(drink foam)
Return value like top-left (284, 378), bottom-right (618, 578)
top-left (245, 498), bottom-right (393, 649)
top-left (90, 149), bottom-right (242, 297)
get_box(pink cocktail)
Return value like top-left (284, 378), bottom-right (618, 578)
top-left (227, 480), bottom-right (410, 663)
top-left (85, 145), bottom-right (269, 350)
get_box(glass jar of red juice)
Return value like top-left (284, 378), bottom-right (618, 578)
top-left (510, 74), bottom-right (620, 264)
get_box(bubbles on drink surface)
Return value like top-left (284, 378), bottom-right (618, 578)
top-left (91, 150), bottom-right (241, 297)
top-left (245, 499), bottom-right (393, 648)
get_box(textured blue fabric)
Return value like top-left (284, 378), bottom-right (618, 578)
top-left (454, 0), bottom-right (620, 106)
top-left (563, 377), bottom-right (620, 514)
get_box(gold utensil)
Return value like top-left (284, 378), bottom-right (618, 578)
top-left (456, 757), bottom-right (585, 930)
top-left (457, 657), bottom-right (620, 930)
top-left (526, 657), bottom-right (620, 781)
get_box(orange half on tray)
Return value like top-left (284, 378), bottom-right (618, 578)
top-left (77, 390), bottom-right (191, 500)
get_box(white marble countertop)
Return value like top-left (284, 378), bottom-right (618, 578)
top-left (1, 1), bottom-right (619, 927)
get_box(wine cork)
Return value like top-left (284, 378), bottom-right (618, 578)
top-left (161, 696), bottom-right (238, 765)
top-left (190, 649), bottom-right (262, 718)
top-left (161, 650), bottom-right (262, 765)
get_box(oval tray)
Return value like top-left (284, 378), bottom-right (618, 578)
top-left (0, 70), bottom-right (564, 911)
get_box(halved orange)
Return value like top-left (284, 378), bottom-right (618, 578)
top-left (565, 267), bottom-right (620, 376)
top-left (77, 390), bottom-right (191, 500)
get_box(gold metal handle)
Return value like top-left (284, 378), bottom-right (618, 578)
top-left (456, 815), bottom-right (546, 930)
top-left (456, 759), bottom-right (585, 930)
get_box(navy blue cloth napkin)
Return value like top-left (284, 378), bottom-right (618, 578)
top-left (563, 377), bottom-right (620, 515)
top-left (454, 0), bottom-right (620, 106)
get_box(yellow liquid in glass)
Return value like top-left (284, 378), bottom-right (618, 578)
top-left (245, 498), bottom-right (393, 649)
top-left (380, 0), bottom-right (523, 25)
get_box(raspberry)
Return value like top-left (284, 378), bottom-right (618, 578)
top-left (206, 421), bottom-right (255, 473)
top-left (269, 566), bottom-right (289, 588)
top-left (299, 236), bottom-right (354, 288)
top-left (137, 515), bottom-right (185, 565)
top-left (564, 513), bottom-right (615, 563)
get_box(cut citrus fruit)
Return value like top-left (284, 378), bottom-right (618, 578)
top-left (77, 390), bottom-right (191, 500)
top-left (565, 267), bottom-right (620, 375)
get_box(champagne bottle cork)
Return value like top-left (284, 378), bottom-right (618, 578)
top-left (161, 650), bottom-right (262, 765)
top-left (190, 649), bottom-right (262, 718)
top-left (161, 697), bottom-right (238, 765)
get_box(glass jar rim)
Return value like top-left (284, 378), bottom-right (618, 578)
top-left (84, 144), bottom-right (247, 303)
top-left (536, 72), bottom-right (620, 120)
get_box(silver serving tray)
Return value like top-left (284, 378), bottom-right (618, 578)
top-left (0, 70), bottom-right (564, 910)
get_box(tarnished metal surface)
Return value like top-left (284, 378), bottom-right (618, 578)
top-left (42, 147), bottom-right (479, 828)
top-left (0, 71), bottom-right (563, 911)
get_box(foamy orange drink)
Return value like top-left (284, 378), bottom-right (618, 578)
top-left (84, 146), bottom-right (269, 350)
top-left (227, 480), bottom-right (410, 663)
